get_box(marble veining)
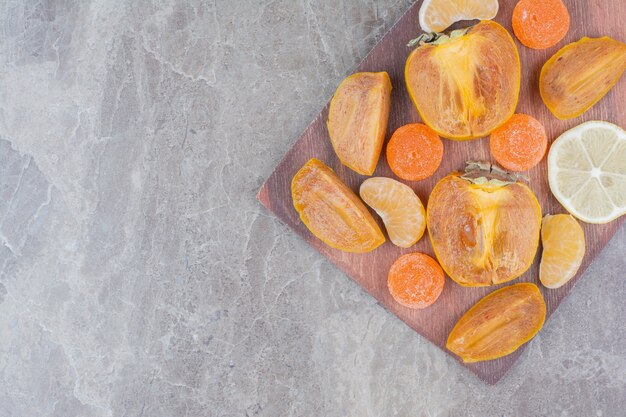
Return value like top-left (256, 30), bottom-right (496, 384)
top-left (0, 1), bottom-right (623, 416)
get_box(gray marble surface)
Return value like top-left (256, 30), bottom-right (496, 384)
top-left (0, 1), bottom-right (624, 416)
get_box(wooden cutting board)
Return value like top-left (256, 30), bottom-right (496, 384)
top-left (257, 0), bottom-right (626, 384)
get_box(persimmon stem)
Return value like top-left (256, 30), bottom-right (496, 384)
top-left (407, 27), bottom-right (471, 48)
top-left (407, 32), bottom-right (439, 48)
top-left (462, 161), bottom-right (529, 184)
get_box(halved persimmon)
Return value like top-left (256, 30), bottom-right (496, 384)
top-left (291, 158), bottom-right (385, 252)
top-left (405, 21), bottom-right (521, 140)
top-left (426, 164), bottom-right (542, 286)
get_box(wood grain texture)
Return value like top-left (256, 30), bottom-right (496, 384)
top-left (256, 0), bottom-right (626, 384)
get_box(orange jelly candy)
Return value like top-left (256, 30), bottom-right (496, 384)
top-left (512, 0), bottom-right (570, 50)
top-left (489, 114), bottom-right (547, 172)
top-left (388, 252), bottom-right (445, 309)
top-left (386, 123), bottom-right (443, 181)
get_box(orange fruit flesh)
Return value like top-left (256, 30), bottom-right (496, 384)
top-left (291, 159), bottom-right (385, 252)
top-left (405, 21), bottom-right (520, 140)
top-left (388, 253), bottom-right (445, 309)
top-left (540, 214), bottom-right (585, 289)
top-left (419, 0), bottom-right (499, 33)
top-left (327, 72), bottom-right (392, 175)
top-left (427, 174), bottom-right (542, 286)
top-left (359, 177), bottom-right (426, 248)
top-left (447, 283), bottom-right (546, 362)
top-left (540, 37), bottom-right (626, 119)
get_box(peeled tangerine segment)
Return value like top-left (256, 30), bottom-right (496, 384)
top-left (540, 37), bottom-right (626, 119)
top-left (447, 283), bottom-right (546, 363)
top-left (548, 121), bottom-right (626, 224)
top-left (359, 177), bottom-right (426, 248)
top-left (540, 214), bottom-right (585, 289)
top-left (419, 0), bottom-right (499, 33)
top-left (327, 72), bottom-right (392, 175)
top-left (405, 21), bottom-right (520, 140)
top-left (427, 173), bottom-right (542, 286)
top-left (291, 159), bottom-right (385, 252)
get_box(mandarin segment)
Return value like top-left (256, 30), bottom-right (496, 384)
top-left (419, 0), bottom-right (499, 33)
top-left (540, 214), bottom-right (585, 289)
top-left (327, 72), bottom-right (392, 175)
top-left (405, 21), bottom-right (520, 140)
top-left (489, 114), bottom-right (547, 172)
top-left (386, 124), bottom-right (443, 181)
top-left (427, 172), bottom-right (542, 286)
top-left (388, 253), bottom-right (445, 309)
top-left (512, 0), bottom-right (570, 50)
top-left (291, 158), bottom-right (385, 252)
top-left (447, 283), bottom-right (546, 362)
top-left (359, 177), bottom-right (426, 248)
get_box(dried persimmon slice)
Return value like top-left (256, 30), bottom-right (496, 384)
top-left (447, 283), bottom-right (546, 362)
top-left (291, 158), bottom-right (385, 252)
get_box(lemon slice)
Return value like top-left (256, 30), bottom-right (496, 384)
top-left (540, 214), bottom-right (585, 289)
top-left (359, 177), bottom-right (426, 248)
top-left (419, 0), bottom-right (499, 33)
top-left (548, 121), bottom-right (626, 224)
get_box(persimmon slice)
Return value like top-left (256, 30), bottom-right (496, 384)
top-left (327, 72), bottom-right (392, 175)
top-left (405, 21), bottom-right (520, 140)
top-left (291, 158), bottom-right (385, 252)
top-left (447, 283), bottom-right (546, 363)
top-left (388, 253), bottom-right (445, 309)
top-left (540, 37), bottom-right (626, 120)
